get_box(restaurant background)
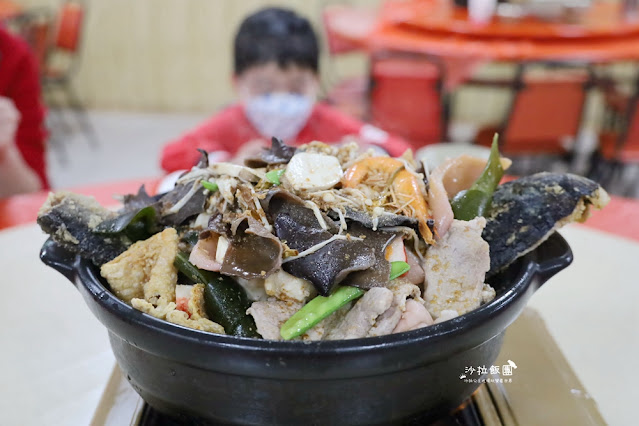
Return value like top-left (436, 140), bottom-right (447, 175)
top-left (1, 1), bottom-right (638, 425)
top-left (14, 0), bottom-right (631, 130)
top-left (15, 0), bottom-right (381, 111)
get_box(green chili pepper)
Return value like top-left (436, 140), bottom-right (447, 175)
top-left (265, 169), bottom-right (285, 185)
top-left (450, 133), bottom-right (504, 221)
top-left (390, 261), bottom-right (410, 280)
top-left (280, 286), bottom-right (365, 340)
top-left (174, 252), bottom-right (260, 338)
top-left (201, 180), bottom-right (218, 192)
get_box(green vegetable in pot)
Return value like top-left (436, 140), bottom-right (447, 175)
top-left (280, 286), bottom-right (365, 340)
top-left (93, 205), bottom-right (158, 242)
top-left (450, 134), bottom-right (504, 221)
top-left (265, 169), bottom-right (285, 185)
top-left (389, 261), bottom-right (410, 280)
top-left (174, 252), bottom-right (260, 338)
top-left (201, 180), bottom-right (219, 192)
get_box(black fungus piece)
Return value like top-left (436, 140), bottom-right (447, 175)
top-left (483, 172), bottom-right (608, 276)
top-left (158, 183), bottom-right (207, 226)
top-left (195, 148), bottom-right (209, 169)
top-left (263, 189), bottom-right (340, 233)
top-left (206, 212), bottom-right (230, 236)
top-left (219, 217), bottom-right (283, 280)
top-left (244, 137), bottom-right (297, 168)
top-left (264, 189), bottom-right (400, 295)
top-left (330, 207), bottom-right (418, 230)
top-left (37, 192), bottom-right (128, 265)
top-left (341, 223), bottom-right (397, 290)
top-left (121, 185), bottom-right (161, 212)
top-left (275, 213), bottom-right (376, 296)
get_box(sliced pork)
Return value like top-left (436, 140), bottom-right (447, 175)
top-left (325, 288), bottom-right (393, 340)
top-left (368, 281), bottom-right (423, 337)
top-left (423, 218), bottom-right (490, 318)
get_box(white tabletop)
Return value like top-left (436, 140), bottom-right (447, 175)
top-left (0, 223), bottom-right (637, 425)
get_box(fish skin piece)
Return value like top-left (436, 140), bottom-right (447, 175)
top-left (37, 191), bottom-right (128, 266)
top-left (483, 172), bottom-right (609, 276)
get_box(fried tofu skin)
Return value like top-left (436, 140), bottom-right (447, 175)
top-left (100, 228), bottom-right (179, 306)
top-left (132, 284), bottom-right (225, 334)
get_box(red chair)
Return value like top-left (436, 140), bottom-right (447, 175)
top-left (54, 2), bottom-right (82, 52)
top-left (476, 64), bottom-right (591, 160)
top-left (599, 109), bottom-right (639, 164)
top-left (369, 52), bottom-right (446, 151)
top-left (322, 8), bottom-right (446, 150)
top-left (591, 76), bottom-right (639, 195)
top-left (42, 1), bottom-right (97, 150)
top-left (598, 73), bottom-right (639, 165)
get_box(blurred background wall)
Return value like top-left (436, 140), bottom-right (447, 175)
top-left (14, 0), bottom-right (634, 130)
top-left (16, 0), bottom-right (383, 112)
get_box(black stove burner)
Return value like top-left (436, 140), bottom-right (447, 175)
top-left (138, 397), bottom-right (485, 426)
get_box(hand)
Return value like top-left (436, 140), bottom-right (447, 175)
top-left (0, 96), bottom-right (20, 148)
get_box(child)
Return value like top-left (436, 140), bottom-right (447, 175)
top-left (160, 7), bottom-right (410, 173)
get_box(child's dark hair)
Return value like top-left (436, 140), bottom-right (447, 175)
top-left (234, 7), bottom-right (319, 75)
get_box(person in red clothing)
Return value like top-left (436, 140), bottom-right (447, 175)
top-left (0, 26), bottom-right (48, 197)
top-left (160, 7), bottom-right (410, 174)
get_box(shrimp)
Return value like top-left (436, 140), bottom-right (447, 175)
top-left (392, 169), bottom-right (435, 244)
top-left (342, 157), bottom-right (404, 188)
top-left (342, 157), bottom-right (435, 244)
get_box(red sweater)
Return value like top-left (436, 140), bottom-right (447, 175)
top-left (0, 28), bottom-right (48, 189)
top-left (161, 103), bottom-right (411, 173)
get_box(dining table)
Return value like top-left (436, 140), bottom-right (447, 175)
top-left (0, 177), bottom-right (638, 425)
top-left (326, 0), bottom-right (639, 88)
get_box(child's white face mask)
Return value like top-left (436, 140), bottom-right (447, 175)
top-left (244, 92), bottom-right (314, 141)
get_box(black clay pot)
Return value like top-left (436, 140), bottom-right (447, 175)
top-left (40, 232), bottom-right (572, 425)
